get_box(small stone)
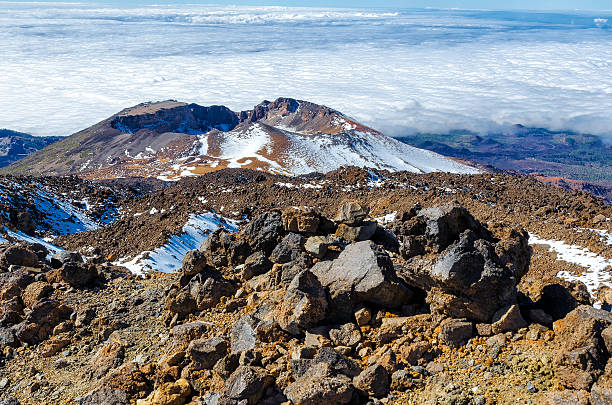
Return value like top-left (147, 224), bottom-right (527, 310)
top-left (526, 382), bottom-right (538, 393)
top-left (354, 364), bottom-right (390, 398)
top-left (304, 236), bottom-right (329, 259)
top-left (491, 305), bottom-right (527, 334)
top-left (329, 323), bottom-right (361, 348)
top-left (354, 307), bottom-right (372, 326)
top-left (439, 319), bottom-right (473, 348)
top-left (475, 323), bottom-right (492, 337)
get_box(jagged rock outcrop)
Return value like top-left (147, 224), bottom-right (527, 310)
top-left (394, 203), bottom-right (532, 322)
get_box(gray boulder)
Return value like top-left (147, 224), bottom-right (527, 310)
top-left (311, 241), bottom-right (414, 321)
top-left (240, 251), bottom-right (272, 280)
top-left (188, 337), bottom-right (228, 371)
top-left (276, 271), bottom-right (328, 335)
top-left (50, 251), bottom-right (83, 269)
top-left (231, 315), bottom-right (258, 355)
top-left (241, 210), bottom-right (285, 255)
top-left (285, 362), bottom-right (354, 405)
top-left (313, 347), bottom-right (361, 377)
top-left (218, 366), bottom-right (274, 405)
top-left (269, 233), bottom-right (304, 264)
top-left (417, 204), bottom-right (490, 252)
top-left (397, 230), bottom-right (523, 322)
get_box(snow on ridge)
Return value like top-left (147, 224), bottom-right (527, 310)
top-left (113, 212), bottom-right (238, 276)
top-left (1, 228), bottom-right (63, 258)
top-left (32, 190), bottom-right (101, 236)
top-left (529, 233), bottom-right (612, 302)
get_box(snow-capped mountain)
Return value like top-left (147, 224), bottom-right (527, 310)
top-left (4, 98), bottom-right (478, 179)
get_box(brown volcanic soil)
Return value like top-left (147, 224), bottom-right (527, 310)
top-left (57, 167), bottom-right (612, 261)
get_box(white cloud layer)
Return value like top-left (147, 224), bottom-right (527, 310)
top-left (0, 4), bottom-right (611, 138)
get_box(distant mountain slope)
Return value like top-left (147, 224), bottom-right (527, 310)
top-left (3, 98), bottom-right (478, 179)
top-left (0, 129), bottom-right (62, 167)
top-left (398, 126), bottom-right (612, 204)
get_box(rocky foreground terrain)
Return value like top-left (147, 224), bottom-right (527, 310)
top-left (0, 168), bottom-right (611, 405)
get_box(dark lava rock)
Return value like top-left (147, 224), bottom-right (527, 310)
top-left (311, 241), bottom-right (414, 321)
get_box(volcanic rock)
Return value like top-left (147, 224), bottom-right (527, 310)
top-left (276, 270), bottom-right (327, 335)
top-left (311, 241), bottom-right (414, 321)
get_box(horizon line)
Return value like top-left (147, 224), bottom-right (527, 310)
top-left (1, 1), bottom-right (611, 13)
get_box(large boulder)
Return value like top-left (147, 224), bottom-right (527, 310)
top-left (276, 271), bottom-right (328, 335)
top-left (218, 366), bottom-right (274, 405)
top-left (187, 337), bottom-right (228, 371)
top-left (284, 363), bottom-right (354, 405)
top-left (166, 269), bottom-right (235, 319)
top-left (200, 230), bottom-right (250, 269)
top-left (269, 233), bottom-right (304, 265)
top-left (282, 208), bottom-right (320, 234)
top-left (46, 262), bottom-right (98, 288)
top-left (187, 271), bottom-right (235, 311)
top-left (553, 306), bottom-right (612, 390)
top-left (180, 250), bottom-right (209, 277)
top-left (397, 228), bottom-right (529, 322)
top-left (15, 299), bottom-right (72, 344)
top-left (416, 204), bottom-right (491, 252)
top-left (0, 245), bottom-right (39, 268)
top-left (311, 241), bottom-right (414, 321)
top-left (50, 251), bottom-right (84, 269)
top-left (22, 281), bottom-right (53, 308)
top-left (240, 211), bottom-right (285, 255)
top-left (353, 364), bottom-right (390, 398)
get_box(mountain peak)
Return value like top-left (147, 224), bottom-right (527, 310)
top-left (3, 98), bottom-right (478, 179)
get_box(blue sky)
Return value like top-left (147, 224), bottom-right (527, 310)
top-left (18, 0), bottom-right (612, 11)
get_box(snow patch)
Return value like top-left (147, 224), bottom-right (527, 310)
top-left (375, 211), bottom-right (397, 224)
top-left (32, 190), bottom-right (101, 235)
top-left (529, 233), bottom-right (612, 301)
top-left (1, 228), bottom-right (63, 257)
top-left (113, 212), bottom-right (238, 275)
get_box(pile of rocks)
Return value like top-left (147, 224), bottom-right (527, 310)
top-left (82, 200), bottom-right (610, 405)
top-left (0, 244), bottom-right (102, 349)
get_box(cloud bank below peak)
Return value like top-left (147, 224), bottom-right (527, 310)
top-left (0, 4), bottom-right (611, 139)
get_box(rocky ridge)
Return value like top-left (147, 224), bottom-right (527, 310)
top-left (0, 130), bottom-right (61, 169)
